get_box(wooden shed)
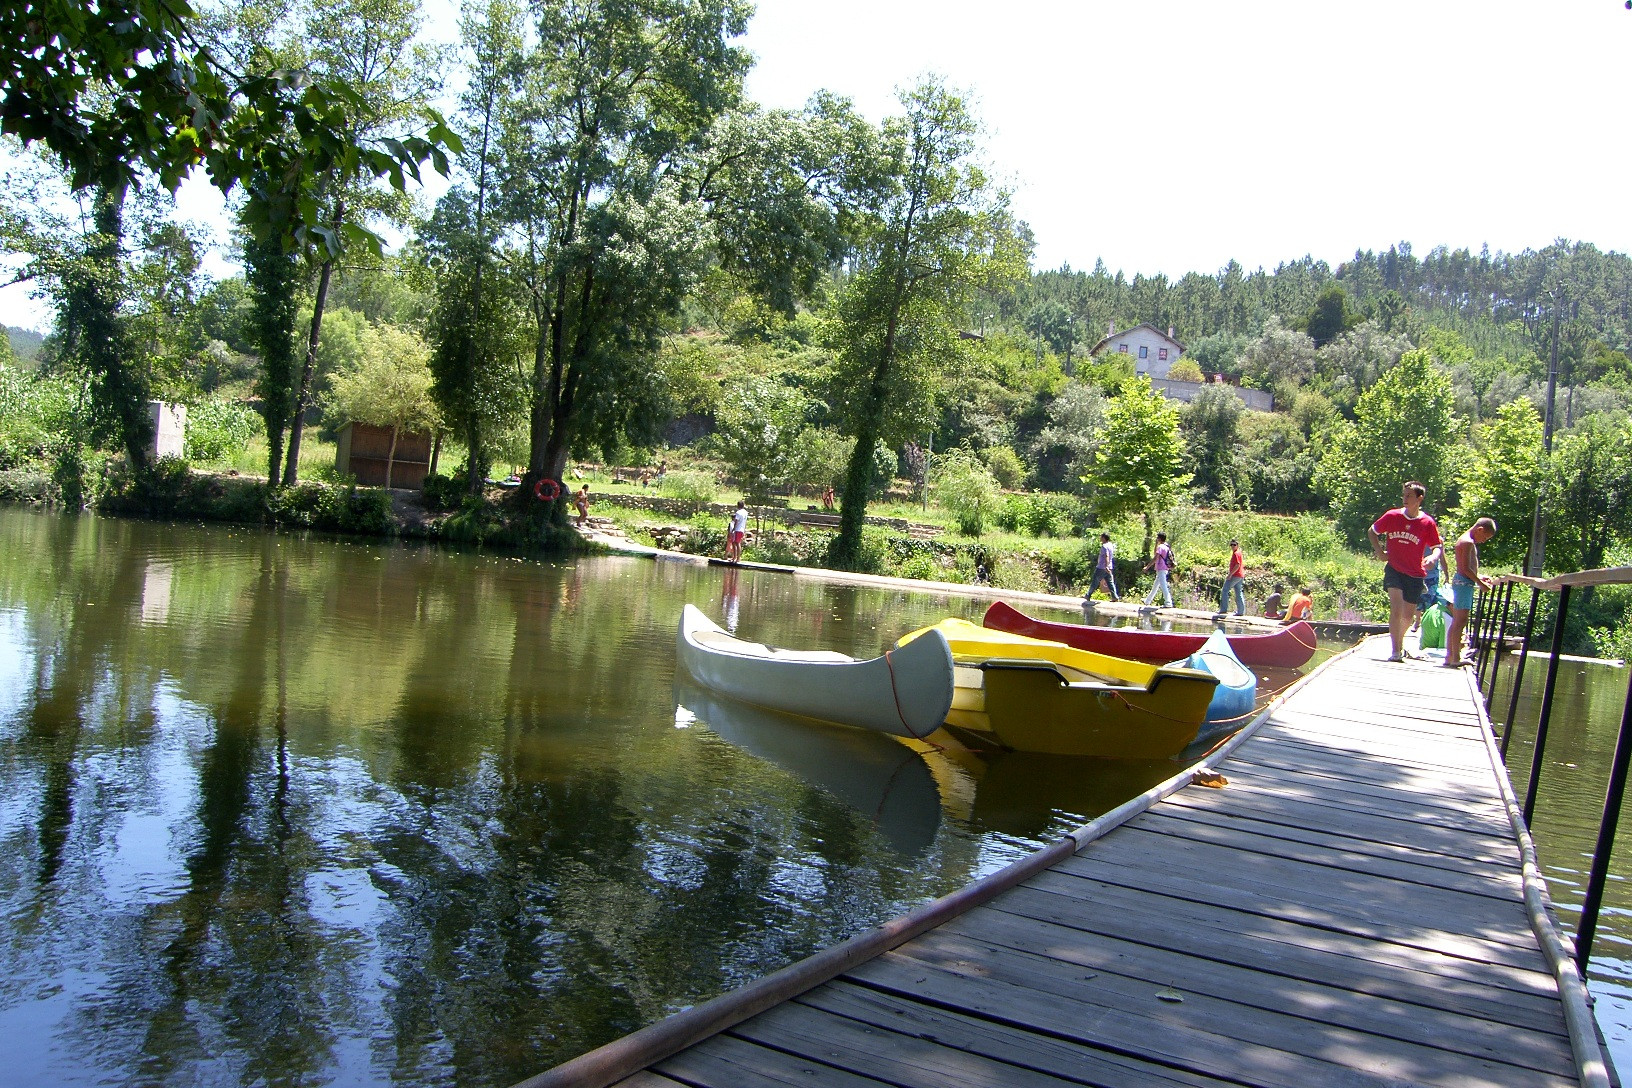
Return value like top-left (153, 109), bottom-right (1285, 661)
top-left (335, 422), bottom-right (432, 489)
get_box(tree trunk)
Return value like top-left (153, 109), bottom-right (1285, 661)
top-left (81, 183), bottom-right (153, 471)
top-left (283, 254), bottom-right (333, 486)
top-left (385, 424), bottom-right (398, 491)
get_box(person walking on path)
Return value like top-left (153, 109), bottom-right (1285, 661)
top-left (726, 500), bottom-right (749, 563)
top-left (1367, 481), bottom-right (1443, 663)
top-left (1219, 539), bottom-right (1246, 616)
top-left (1411, 541), bottom-right (1447, 632)
top-left (1443, 518), bottom-right (1497, 668)
top-left (1143, 532), bottom-right (1174, 609)
top-left (574, 484), bottom-right (590, 527)
top-left (1085, 533), bottom-right (1119, 601)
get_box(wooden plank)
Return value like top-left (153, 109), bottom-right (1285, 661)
top-left (594, 646), bottom-right (1595, 1088)
top-left (1069, 829), bottom-right (1537, 947)
top-left (938, 908), bottom-right (1576, 1075)
top-left (1243, 723), bottom-right (1492, 772)
top-left (1215, 759), bottom-right (1510, 820)
top-left (799, 981), bottom-right (1239, 1088)
top-left (986, 880), bottom-right (1566, 1020)
top-left (1127, 811), bottom-right (1523, 899)
top-left (1152, 794), bottom-right (1520, 884)
top-left (655, 1033), bottom-right (892, 1088)
top-left (1149, 778), bottom-right (1521, 860)
top-left (856, 937), bottom-right (1575, 1088)
top-left (612, 1073), bottom-right (690, 1088)
top-left (1160, 771), bottom-right (1517, 847)
top-left (1225, 746), bottom-right (1509, 810)
top-left (1041, 858), bottom-right (1551, 970)
top-left (845, 951), bottom-right (1425, 1088)
top-left (733, 997), bottom-right (1108, 1088)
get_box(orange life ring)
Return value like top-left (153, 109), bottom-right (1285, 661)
top-left (533, 477), bottom-right (562, 502)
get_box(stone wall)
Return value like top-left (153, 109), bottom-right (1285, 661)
top-left (592, 491), bottom-right (911, 530)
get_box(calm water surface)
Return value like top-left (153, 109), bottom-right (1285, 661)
top-left (0, 507), bottom-right (1195, 1088)
top-left (1492, 653), bottom-right (1632, 1077)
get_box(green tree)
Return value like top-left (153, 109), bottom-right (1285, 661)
top-left (1297, 283), bottom-right (1360, 346)
top-left (1314, 348), bottom-right (1459, 543)
top-left (244, 230), bottom-right (303, 483)
top-left (710, 378), bottom-right (809, 503)
top-left (1089, 376), bottom-right (1192, 553)
top-left (1545, 414), bottom-right (1632, 575)
top-left (280, 0), bottom-right (451, 486)
top-left (1454, 398), bottom-right (1544, 567)
top-left (1181, 383), bottom-right (1244, 503)
top-left (1167, 358), bottom-right (1206, 383)
top-left (1027, 382), bottom-right (1106, 494)
top-left (825, 78), bottom-right (1025, 567)
top-left (930, 448), bottom-right (1001, 536)
top-left (322, 323), bottom-right (441, 490)
top-left (493, 0), bottom-right (755, 519)
top-left (1239, 316), bottom-right (1316, 406)
top-left (423, 0), bottom-right (526, 493)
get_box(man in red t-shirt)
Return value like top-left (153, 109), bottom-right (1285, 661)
top-left (1367, 481), bottom-right (1443, 663)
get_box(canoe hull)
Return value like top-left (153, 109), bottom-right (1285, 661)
top-left (1177, 630), bottom-right (1257, 723)
top-left (983, 600), bottom-right (1317, 669)
top-left (945, 662), bottom-right (1215, 758)
top-left (676, 605), bottom-right (955, 739)
top-left (903, 618), bottom-right (1217, 758)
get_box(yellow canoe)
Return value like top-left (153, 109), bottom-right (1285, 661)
top-left (898, 618), bottom-right (1218, 758)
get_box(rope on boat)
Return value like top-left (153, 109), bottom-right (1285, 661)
top-left (882, 647), bottom-right (932, 740)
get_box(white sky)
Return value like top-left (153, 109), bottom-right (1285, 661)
top-left (4, 0), bottom-right (1627, 331)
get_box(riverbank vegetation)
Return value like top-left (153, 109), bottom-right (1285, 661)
top-left (3, 0), bottom-right (1631, 652)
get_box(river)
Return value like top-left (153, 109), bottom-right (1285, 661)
top-left (3, 505), bottom-right (1629, 1085)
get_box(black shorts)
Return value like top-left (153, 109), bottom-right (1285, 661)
top-left (1383, 565), bottom-right (1425, 602)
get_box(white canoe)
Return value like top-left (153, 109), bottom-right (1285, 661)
top-left (676, 605), bottom-right (955, 739)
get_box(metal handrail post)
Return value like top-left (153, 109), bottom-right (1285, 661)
top-left (1523, 584), bottom-right (1572, 827)
top-left (1471, 582), bottom-right (1491, 674)
top-left (1482, 580), bottom-right (1515, 700)
top-left (1502, 587), bottom-right (1543, 762)
top-left (1575, 665), bottom-right (1632, 975)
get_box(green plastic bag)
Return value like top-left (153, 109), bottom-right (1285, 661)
top-left (1419, 602), bottom-right (1449, 650)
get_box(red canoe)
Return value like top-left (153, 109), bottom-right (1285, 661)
top-left (983, 601), bottom-right (1318, 670)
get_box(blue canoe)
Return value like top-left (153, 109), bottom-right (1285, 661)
top-left (1173, 631), bottom-right (1257, 723)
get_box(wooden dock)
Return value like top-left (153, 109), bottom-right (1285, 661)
top-left (518, 639), bottom-right (1612, 1088)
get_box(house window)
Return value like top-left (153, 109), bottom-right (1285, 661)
top-left (1158, 347), bottom-right (1168, 361)
top-left (1138, 345), bottom-right (1149, 359)
top-left (1117, 343), bottom-right (1128, 354)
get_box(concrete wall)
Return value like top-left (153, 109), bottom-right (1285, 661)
top-left (1150, 378), bottom-right (1274, 412)
top-left (147, 401), bottom-right (187, 460)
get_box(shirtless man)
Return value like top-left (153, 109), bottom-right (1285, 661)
top-left (1443, 517), bottom-right (1497, 668)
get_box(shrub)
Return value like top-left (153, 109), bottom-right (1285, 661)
top-left (267, 481), bottom-right (393, 535)
top-left (983, 445), bottom-right (1026, 490)
top-left (1022, 494), bottom-right (1075, 537)
top-left (661, 470), bottom-right (718, 505)
top-left (185, 396), bottom-right (261, 463)
top-left (930, 450), bottom-right (1001, 537)
top-left (896, 553), bottom-right (943, 582)
top-left (0, 465), bottom-right (55, 503)
top-left (421, 472), bottom-right (466, 512)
